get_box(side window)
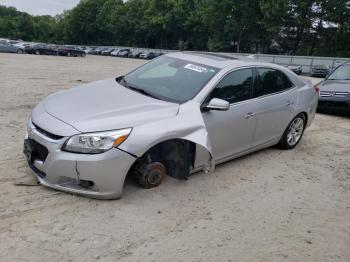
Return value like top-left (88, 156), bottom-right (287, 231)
top-left (255, 68), bottom-right (293, 97)
top-left (210, 68), bottom-right (253, 104)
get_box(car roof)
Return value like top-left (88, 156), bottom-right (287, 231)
top-left (166, 52), bottom-right (272, 69)
top-left (165, 52), bottom-right (307, 87)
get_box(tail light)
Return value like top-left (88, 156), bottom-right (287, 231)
top-left (314, 85), bottom-right (320, 95)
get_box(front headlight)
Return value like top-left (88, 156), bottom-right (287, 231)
top-left (62, 128), bottom-right (132, 154)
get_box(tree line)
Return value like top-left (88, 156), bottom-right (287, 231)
top-left (0, 0), bottom-right (349, 57)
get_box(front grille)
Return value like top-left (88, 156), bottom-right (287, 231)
top-left (33, 123), bottom-right (64, 140)
top-left (318, 101), bottom-right (348, 108)
top-left (320, 91), bottom-right (349, 98)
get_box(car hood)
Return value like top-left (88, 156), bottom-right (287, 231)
top-left (41, 78), bottom-right (179, 133)
top-left (321, 80), bottom-right (350, 92)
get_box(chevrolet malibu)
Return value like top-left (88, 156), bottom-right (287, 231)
top-left (23, 52), bottom-right (319, 199)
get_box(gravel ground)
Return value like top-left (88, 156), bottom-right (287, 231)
top-left (0, 53), bottom-right (349, 262)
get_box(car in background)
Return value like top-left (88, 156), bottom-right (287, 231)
top-left (117, 49), bottom-right (130, 58)
top-left (128, 50), bottom-right (142, 58)
top-left (85, 47), bottom-right (96, 54)
top-left (24, 44), bottom-right (58, 55)
top-left (311, 64), bottom-right (329, 78)
top-left (110, 49), bottom-right (120, 56)
top-left (57, 46), bottom-right (86, 57)
top-left (101, 48), bottom-right (115, 56)
top-left (316, 62), bottom-right (350, 114)
top-left (285, 64), bottom-right (302, 75)
top-left (0, 42), bottom-right (23, 53)
top-left (139, 51), bottom-right (158, 59)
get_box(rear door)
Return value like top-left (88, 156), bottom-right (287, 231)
top-left (252, 67), bottom-right (296, 147)
top-left (202, 68), bottom-right (258, 161)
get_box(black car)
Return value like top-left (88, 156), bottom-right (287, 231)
top-left (316, 62), bottom-right (350, 114)
top-left (57, 46), bottom-right (86, 57)
top-left (24, 44), bottom-right (58, 55)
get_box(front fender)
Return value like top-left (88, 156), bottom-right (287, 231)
top-left (119, 101), bottom-right (215, 172)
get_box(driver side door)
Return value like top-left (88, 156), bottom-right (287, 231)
top-left (202, 68), bottom-right (258, 162)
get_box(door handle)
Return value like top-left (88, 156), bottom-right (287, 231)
top-left (286, 101), bottom-right (295, 106)
top-left (245, 112), bottom-right (255, 119)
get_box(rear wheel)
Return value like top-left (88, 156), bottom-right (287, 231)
top-left (35, 50), bottom-right (41, 55)
top-left (67, 52), bottom-right (72, 57)
top-left (277, 114), bottom-right (306, 149)
top-left (17, 49), bottom-right (23, 54)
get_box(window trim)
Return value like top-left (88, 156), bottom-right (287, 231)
top-left (202, 66), bottom-right (256, 107)
top-left (253, 66), bottom-right (296, 99)
top-left (201, 66), bottom-right (297, 110)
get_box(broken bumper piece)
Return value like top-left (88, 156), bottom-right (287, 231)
top-left (24, 120), bottom-right (136, 199)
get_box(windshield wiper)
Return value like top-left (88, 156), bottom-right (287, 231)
top-left (127, 86), bottom-right (162, 100)
top-left (118, 77), bottom-right (161, 100)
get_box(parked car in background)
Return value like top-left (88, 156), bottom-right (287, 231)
top-left (117, 49), bottom-right (131, 57)
top-left (57, 46), bottom-right (86, 57)
top-left (285, 64), bottom-right (302, 75)
top-left (0, 42), bottom-right (22, 53)
top-left (24, 44), bottom-right (58, 55)
top-left (128, 50), bottom-right (142, 58)
top-left (311, 64), bottom-right (329, 78)
top-left (316, 62), bottom-right (350, 114)
top-left (139, 51), bottom-right (158, 59)
top-left (24, 52), bottom-right (318, 199)
top-left (101, 48), bottom-right (115, 56)
top-left (110, 49), bottom-right (120, 56)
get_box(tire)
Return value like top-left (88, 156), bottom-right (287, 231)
top-left (67, 52), bottom-right (72, 57)
top-left (81, 52), bottom-right (86, 57)
top-left (277, 113), bottom-right (306, 150)
top-left (35, 50), bottom-right (41, 55)
top-left (17, 49), bottom-right (23, 54)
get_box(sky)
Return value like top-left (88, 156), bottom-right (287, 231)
top-left (0, 0), bottom-right (80, 16)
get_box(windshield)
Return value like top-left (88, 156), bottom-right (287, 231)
top-left (328, 64), bottom-right (350, 80)
top-left (121, 56), bottom-right (219, 103)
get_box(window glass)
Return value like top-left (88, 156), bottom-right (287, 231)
top-left (123, 56), bottom-right (219, 103)
top-left (210, 68), bottom-right (253, 103)
top-left (255, 68), bottom-right (293, 97)
top-left (327, 64), bottom-right (350, 80)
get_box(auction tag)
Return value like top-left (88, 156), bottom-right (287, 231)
top-left (184, 64), bottom-right (208, 73)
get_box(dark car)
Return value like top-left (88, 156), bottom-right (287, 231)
top-left (311, 65), bottom-right (329, 78)
top-left (117, 49), bottom-right (131, 58)
top-left (128, 50), bottom-right (142, 58)
top-left (316, 62), bottom-right (350, 114)
top-left (24, 44), bottom-right (58, 56)
top-left (139, 51), bottom-right (158, 59)
top-left (57, 46), bottom-right (86, 57)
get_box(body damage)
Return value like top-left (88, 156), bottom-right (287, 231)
top-left (119, 101), bottom-right (215, 174)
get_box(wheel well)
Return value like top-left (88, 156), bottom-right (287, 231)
top-left (300, 112), bottom-right (308, 126)
top-left (128, 139), bottom-right (196, 180)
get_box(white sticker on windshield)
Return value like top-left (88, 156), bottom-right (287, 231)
top-left (184, 64), bottom-right (208, 73)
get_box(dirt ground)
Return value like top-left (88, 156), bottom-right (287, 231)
top-left (0, 53), bottom-right (349, 262)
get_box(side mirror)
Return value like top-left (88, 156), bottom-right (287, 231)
top-left (204, 98), bottom-right (230, 111)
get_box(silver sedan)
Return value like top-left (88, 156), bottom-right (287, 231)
top-left (24, 52), bottom-right (319, 199)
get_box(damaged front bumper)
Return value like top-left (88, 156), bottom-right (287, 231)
top-left (24, 119), bottom-right (136, 199)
